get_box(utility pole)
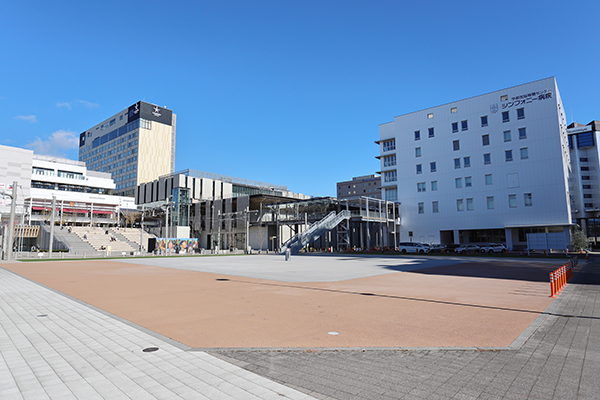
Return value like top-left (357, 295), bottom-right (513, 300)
top-left (49, 195), bottom-right (56, 258)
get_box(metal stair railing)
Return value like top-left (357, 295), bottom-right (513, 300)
top-left (281, 210), bottom-right (351, 254)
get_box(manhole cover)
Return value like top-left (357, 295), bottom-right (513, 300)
top-left (142, 347), bottom-right (159, 352)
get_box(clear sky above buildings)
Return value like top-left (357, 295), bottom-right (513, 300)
top-left (1, 1), bottom-right (598, 197)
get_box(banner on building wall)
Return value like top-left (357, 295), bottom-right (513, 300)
top-left (155, 238), bottom-right (199, 254)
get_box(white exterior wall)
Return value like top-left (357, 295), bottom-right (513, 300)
top-left (379, 77), bottom-right (571, 244)
top-left (0, 145), bottom-right (33, 216)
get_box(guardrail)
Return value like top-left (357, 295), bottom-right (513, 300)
top-left (550, 258), bottom-right (577, 297)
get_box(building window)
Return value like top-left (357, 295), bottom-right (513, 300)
top-left (452, 122), bottom-right (459, 133)
top-left (509, 194), bottom-right (517, 208)
top-left (384, 170), bottom-right (397, 182)
top-left (461, 120), bottom-right (468, 131)
top-left (451, 107), bottom-right (457, 113)
top-left (466, 198), bottom-right (474, 211)
top-left (457, 199), bottom-right (464, 212)
top-left (415, 147), bottom-right (421, 157)
top-left (585, 203), bottom-right (594, 208)
top-left (583, 185), bottom-right (592, 189)
top-left (431, 181), bottom-right (438, 191)
top-left (385, 188), bottom-right (398, 201)
top-left (427, 113), bottom-right (433, 119)
top-left (454, 158), bottom-right (461, 168)
top-left (416, 164), bottom-right (422, 174)
top-left (520, 148), bottom-right (528, 159)
top-left (429, 127), bottom-right (435, 138)
top-left (463, 156), bottom-right (471, 167)
top-left (524, 193), bottom-right (532, 206)
top-left (484, 153), bottom-right (491, 164)
top-left (481, 115), bottom-right (488, 127)
top-left (584, 194), bottom-right (593, 199)
top-left (384, 155), bottom-right (397, 167)
top-left (580, 157), bottom-right (589, 162)
top-left (487, 196), bottom-right (494, 209)
top-left (485, 174), bottom-right (492, 185)
top-left (465, 176), bottom-right (472, 187)
top-left (519, 127), bottom-right (527, 139)
top-left (141, 119), bottom-right (152, 129)
top-left (505, 150), bottom-right (513, 161)
top-left (453, 140), bottom-right (460, 151)
top-left (430, 162), bottom-right (437, 172)
top-left (383, 139), bottom-right (396, 152)
top-left (432, 201), bottom-right (439, 213)
top-left (455, 178), bottom-right (462, 188)
top-left (501, 95), bottom-right (508, 101)
top-left (418, 202), bottom-right (425, 214)
top-left (415, 130), bottom-right (420, 140)
top-left (517, 108), bottom-right (525, 119)
top-left (502, 111), bottom-right (509, 123)
top-left (482, 134), bottom-right (490, 146)
top-left (504, 130), bottom-right (511, 142)
top-left (417, 182), bottom-right (426, 192)
top-left (582, 176), bottom-right (591, 180)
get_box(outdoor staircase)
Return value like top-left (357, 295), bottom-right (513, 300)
top-left (40, 225), bottom-right (95, 254)
top-left (281, 210), bottom-right (351, 255)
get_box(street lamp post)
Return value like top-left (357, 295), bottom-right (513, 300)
top-left (140, 205), bottom-right (144, 254)
top-left (2, 181), bottom-right (18, 261)
top-left (49, 195), bottom-right (56, 258)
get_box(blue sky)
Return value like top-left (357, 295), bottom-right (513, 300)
top-left (1, 1), bottom-right (598, 197)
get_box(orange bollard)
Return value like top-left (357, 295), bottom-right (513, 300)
top-left (550, 271), bottom-right (556, 297)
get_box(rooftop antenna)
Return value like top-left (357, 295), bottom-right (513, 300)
top-left (570, 109), bottom-right (573, 125)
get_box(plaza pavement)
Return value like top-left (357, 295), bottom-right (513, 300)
top-left (0, 253), bottom-right (598, 399)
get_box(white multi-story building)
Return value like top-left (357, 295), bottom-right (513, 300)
top-left (0, 144), bottom-right (135, 227)
top-left (78, 101), bottom-right (176, 197)
top-left (377, 77), bottom-right (572, 249)
top-left (568, 120), bottom-right (600, 241)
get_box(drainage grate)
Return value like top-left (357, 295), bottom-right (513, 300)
top-left (142, 347), bottom-right (159, 352)
top-left (216, 278), bottom-right (230, 281)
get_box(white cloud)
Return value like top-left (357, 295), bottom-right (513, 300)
top-left (26, 130), bottom-right (79, 157)
top-left (77, 99), bottom-right (100, 108)
top-left (57, 102), bottom-right (72, 109)
top-left (15, 115), bottom-right (37, 123)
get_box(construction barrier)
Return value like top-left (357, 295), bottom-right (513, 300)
top-left (550, 258), bottom-right (577, 297)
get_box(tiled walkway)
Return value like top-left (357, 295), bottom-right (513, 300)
top-left (0, 265), bottom-right (316, 400)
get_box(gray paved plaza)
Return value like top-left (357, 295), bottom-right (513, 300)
top-left (1, 254), bottom-right (598, 399)
top-left (119, 253), bottom-right (548, 283)
top-left (213, 257), bottom-right (600, 399)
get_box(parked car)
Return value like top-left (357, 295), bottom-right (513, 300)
top-left (429, 244), bottom-right (447, 253)
top-left (397, 242), bottom-right (431, 254)
top-left (479, 243), bottom-right (507, 253)
top-left (455, 244), bottom-right (481, 254)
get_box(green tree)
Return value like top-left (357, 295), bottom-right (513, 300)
top-left (572, 230), bottom-right (590, 252)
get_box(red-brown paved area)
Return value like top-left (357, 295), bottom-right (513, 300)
top-left (3, 258), bottom-right (564, 349)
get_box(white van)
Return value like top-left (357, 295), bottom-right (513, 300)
top-left (397, 242), bottom-right (431, 254)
